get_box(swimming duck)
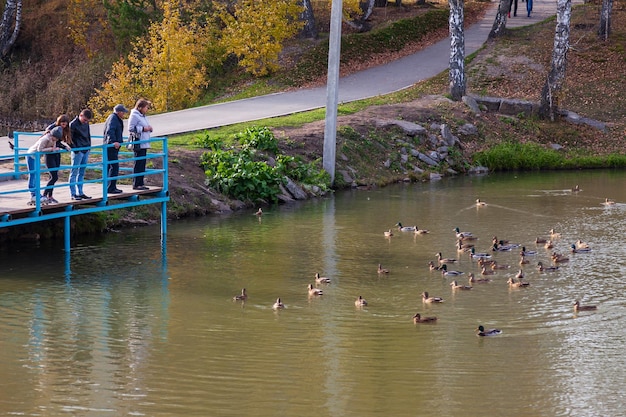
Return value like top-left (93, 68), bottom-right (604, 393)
top-left (492, 242), bottom-right (512, 252)
top-left (549, 228), bottom-right (561, 239)
top-left (468, 272), bottom-right (491, 284)
top-left (384, 229), bottom-right (394, 237)
top-left (273, 298), bottom-right (285, 310)
top-left (413, 226), bottom-right (430, 235)
top-left (476, 198), bottom-right (487, 207)
top-left (412, 313), bottom-right (438, 323)
top-left (521, 246), bottom-right (537, 256)
top-left (477, 257), bottom-right (495, 267)
top-left (602, 198), bottom-right (616, 206)
top-left (355, 295), bottom-right (368, 307)
top-left (396, 222), bottom-right (416, 232)
top-left (476, 325), bottom-right (502, 337)
top-left (436, 252), bottom-right (457, 264)
top-left (233, 288), bottom-right (248, 301)
top-left (456, 240), bottom-right (475, 252)
top-left (315, 272), bottom-right (331, 284)
top-left (481, 266), bottom-right (496, 276)
top-left (450, 280), bottom-right (472, 290)
top-left (454, 227), bottom-right (476, 240)
top-left (491, 261), bottom-right (511, 270)
top-left (571, 185), bottom-right (580, 192)
top-left (470, 247), bottom-right (492, 260)
top-left (573, 300), bottom-right (597, 312)
top-left (492, 236), bottom-right (511, 245)
top-left (575, 239), bottom-right (590, 249)
top-left (507, 277), bottom-right (530, 288)
top-left (570, 243), bottom-right (591, 254)
top-left (378, 263), bottom-right (390, 274)
top-left (544, 240), bottom-right (554, 249)
top-left (551, 252), bottom-right (570, 263)
top-left (428, 260), bottom-right (443, 271)
top-left (422, 291), bottom-right (444, 303)
top-left (307, 284), bottom-right (324, 296)
top-left (441, 264), bottom-right (464, 276)
top-left (514, 269), bottom-right (525, 279)
top-left (255, 208), bottom-right (263, 216)
top-left (537, 261), bottom-right (559, 272)
top-left (519, 254), bottom-right (530, 265)
top-left (535, 237), bottom-right (548, 244)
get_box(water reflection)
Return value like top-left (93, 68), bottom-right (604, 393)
top-left (1, 170), bottom-right (625, 416)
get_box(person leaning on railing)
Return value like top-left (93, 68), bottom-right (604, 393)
top-left (26, 126), bottom-right (70, 205)
top-left (103, 104), bottom-right (129, 194)
top-left (128, 98), bottom-right (153, 191)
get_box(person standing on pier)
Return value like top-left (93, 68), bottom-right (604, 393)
top-left (26, 126), bottom-right (67, 205)
top-left (68, 109), bottom-right (93, 200)
top-left (103, 104), bottom-right (129, 194)
top-left (128, 99), bottom-right (153, 190)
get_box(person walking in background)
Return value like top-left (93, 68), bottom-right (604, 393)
top-left (103, 104), bottom-right (129, 194)
top-left (526, 0), bottom-right (533, 17)
top-left (26, 126), bottom-right (68, 205)
top-left (509, 0), bottom-right (518, 17)
top-left (128, 99), bottom-right (153, 190)
top-left (68, 109), bottom-right (93, 200)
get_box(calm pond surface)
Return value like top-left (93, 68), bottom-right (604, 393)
top-left (1, 170), bottom-right (625, 416)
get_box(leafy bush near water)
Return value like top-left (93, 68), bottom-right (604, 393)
top-left (199, 126), bottom-right (330, 203)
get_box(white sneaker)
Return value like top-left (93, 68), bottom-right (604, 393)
top-left (47, 197), bottom-right (59, 204)
top-left (27, 196), bottom-right (36, 206)
top-left (40, 196), bottom-right (49, 205)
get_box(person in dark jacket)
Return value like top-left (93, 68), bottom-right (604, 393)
top-left (68, 109), bottom-right (93, 200)
top-left (103, 104), bottom-right (129, 193)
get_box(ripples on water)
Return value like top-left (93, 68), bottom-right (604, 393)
top-left (1, 171), bottom-right (625, 416)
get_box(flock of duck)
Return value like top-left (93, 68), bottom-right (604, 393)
top-left (234, 197), bottom-right (601, 337)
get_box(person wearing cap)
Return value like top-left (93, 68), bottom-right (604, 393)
top-left (68, 108), bottom-right (93, 200)
top-left (103, 104), bottom-right (129, 194)
top-left (26, 126), bottom-right (70, 205)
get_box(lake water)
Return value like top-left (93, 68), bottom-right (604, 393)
top-left (1, 170), bottom-right (625, 416)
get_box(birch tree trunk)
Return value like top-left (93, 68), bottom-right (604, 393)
top-left (539, 0), bottom-right (572, 120)
top-left (298, 0), bottom-right (318, 39)
top-left (0, 0), bottom-right (22, 59)
top-left (449, 0), bottom-right (465, 101)
top-left (489, 0), bottom-right (510, 39)
top-left (598, 0), bottom-right (613, 41)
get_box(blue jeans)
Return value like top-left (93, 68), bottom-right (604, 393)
top-left (27, 155), bottom-right (37, 197)
top-left (526, 0), bottom-right (532, 16)
top-left (69, 150), bottom-right (89, 197)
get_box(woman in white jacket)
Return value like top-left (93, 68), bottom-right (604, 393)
top-left (128, 98), bottom-right (153, 190)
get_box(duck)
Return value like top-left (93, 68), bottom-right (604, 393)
top-left (544, 240), bottom-right (554, 249)
top-left (468, 272), bottom-right (491, 284)
top-left (571, 185), bottom-right (581, 192)
top-left (273, 298), bottom-right (285, 310)
top-left (575, 239), bottom-right (590, 249)
top-left (421, 291), bottom-right (444, 303)
top-left (454, 227), bottom-right (476, 240)
top-left (602, 198), bottom-right (616, 206)
top-left (255, 208), bottom-right (263, 216)
top-left (514, 269), bottom-right (525, 279)
top-left (519, 254), bottom-right (530, 265)
top-left (549, 228), bottom-right (561, 239)
top-left (481, 266), bottom-right (496, 276)
top-left (476, 198), bottom-right (487, 207)
top-left (492, 242), bottom-right (512, 252)
top-left (436, 252), bottom-right (457, 264)
top-left (470, 247), bottom-right (492, 260)
top-left (315, 272), bottom-right (331, 284)
top-left (412, 313), bottom-right (438, 323)
top-left (477, 257), bottom-right (495, 267)
top-left (428, 260), bottom-right (443, 271)
top-left (521, 246), bottom-right (537, 256)
top-left (384, 229), bottom-right (394, 237)
top-left (535, 237), bottom-right (548, 244)
top-left (573, 300), bottom-right (597, 312)
top-left (551, 252), bottom-right (570, 263)
top-left (476, 325), bottom-right (502, 337)
top-left (537, 261), bottom-right (559, 272)
top-left (570, 243), bottom-right (592, 253)
top-left (377, 263), bottom-right (390, 274)
top-left (507, 277), bottom-right (530, 288)
top-left (441, 264), bottom-right (464, 276)
top-left (307, 284), bottom-right (324, 296)
top-left (233, 288), bottom-right (248, 301)
top-left (355, 295), bottom-right (368, 307)
top-left (456, 240), bottom-right (474, 252)
top-left (413, 226), bottom-right (430, 235)
top-left (491, 261), bottom-right (511, 270)
top-left (396, 222), bottom-right (416, 232)
top-left (492, 236), bottom-right (511, 245)
top-left (450, 280), bottom-right (472, 290)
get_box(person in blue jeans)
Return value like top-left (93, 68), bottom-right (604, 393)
top-left (68, 109), bottom-right (93, 200)
top-left (26, 126), bottom-right (66, 205)
top-left (526, 0), bottom-right (533, 17)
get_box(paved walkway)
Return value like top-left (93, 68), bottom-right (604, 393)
top-left (6, 0), bottom-right (577, 150)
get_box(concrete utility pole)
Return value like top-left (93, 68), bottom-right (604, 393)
top-left (323, 0), bottom-right (343, 185)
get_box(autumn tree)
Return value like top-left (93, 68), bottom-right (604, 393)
top-left (219, 0), bottom-right (303, 76)
top-left (102, 0), bottom-right (160, 51)
top-left (89, 1), bottom-right (213, 118)
top-left (0, 0), bottom-right (21, 60)
top-left (488, 0), bottom-right (510, 39)
top-left (539, 0), bottom-right (572, 120)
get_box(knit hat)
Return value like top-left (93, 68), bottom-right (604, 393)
top-left (114, 104), bottom-right (129, 113)
top-left (50, 126), bottom-right (63, 139)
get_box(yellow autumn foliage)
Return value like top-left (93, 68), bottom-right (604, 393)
top-left (219, 0), bottom-right (304, 76)
top-left (88, 1), bottom-right (210, 120)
